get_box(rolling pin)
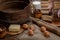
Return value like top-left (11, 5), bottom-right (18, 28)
top-left (30, 17), bottom-right (60, 36)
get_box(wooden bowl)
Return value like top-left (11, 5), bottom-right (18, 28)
top-left (0, 25), bottom-right (6, 33)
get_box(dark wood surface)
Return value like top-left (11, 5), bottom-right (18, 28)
top-left (0, 23), bottom-right (60, 40)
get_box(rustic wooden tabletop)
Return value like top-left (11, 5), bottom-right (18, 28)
top-left (0, 23), bottom-right (60, 40)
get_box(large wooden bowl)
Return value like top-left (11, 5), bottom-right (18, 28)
top-left (0, 0), bottom-right (31, 24)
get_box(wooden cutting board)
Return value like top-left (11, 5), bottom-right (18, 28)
top-left (7, 28), bottom-right (24, 35)
top-left (52, 22), bottom-right (60, 26)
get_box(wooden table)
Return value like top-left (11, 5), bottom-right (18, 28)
top-left (0, 23), bottom-right (60, 40)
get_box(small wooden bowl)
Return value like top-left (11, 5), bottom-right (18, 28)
top-left (0, 25), bottom-right (7, 38)
top-left (0, 25), bottom-right (6, 33)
